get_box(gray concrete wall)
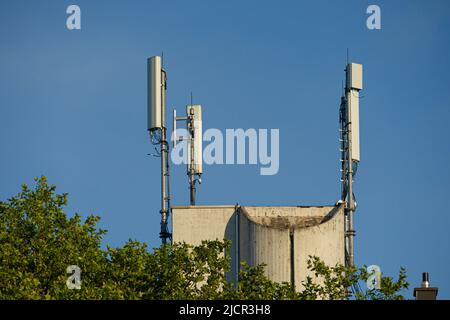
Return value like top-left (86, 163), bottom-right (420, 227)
top-left (293, 206), bottom-right (345, 290)
top-left (239, 212), bottom-right (291, 284)
top-left (171, 204), bottom-right (345, 290)
top-left (171, 205), bottom-right (239, 284)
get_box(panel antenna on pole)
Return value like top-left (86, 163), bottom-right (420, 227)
top-left (147, 55), bottom-right (171, 244)
top-left (173, 101), bottom-right (203, 205)
top-left (339, 62), bottom-right (363, 268)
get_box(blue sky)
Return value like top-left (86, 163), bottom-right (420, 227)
top-left (1, 0), bottom-right (449, 298)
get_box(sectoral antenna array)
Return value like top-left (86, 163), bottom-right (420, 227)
top-left (173, 104), bottom-right (203, 205)
top-left (339, 62), bottom-right (363, 268)
top-left (147, 56), bottom-right (204, 243)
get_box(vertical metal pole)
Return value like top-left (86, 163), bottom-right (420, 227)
top-left (160, 70), bottom-right (170, 244)
top-left (190, 173), bottom-right (196, 205)
top-left (188, 113), bottom-right (196, 205)
top-left (345, 66), bottom-right (355, 267)
top-left (339, 96), bottom-right (350, 266)
top-left (340, 97), bottom-right (347, 202)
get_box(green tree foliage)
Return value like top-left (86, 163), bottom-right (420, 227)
top-left (298, 256), bottom-right (409, 300)
top-left (0, 177), bottom-right (409, 300)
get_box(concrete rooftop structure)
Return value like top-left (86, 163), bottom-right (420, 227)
top-left (172, 204), bottom-right (345, 289)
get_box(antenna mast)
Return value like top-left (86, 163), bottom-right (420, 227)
top-left (340, 62), bottom-right (362, 267)
top-left (173, 102), bottom-right (203, 205)
top-left (148, 56), bottom-right (171, 244)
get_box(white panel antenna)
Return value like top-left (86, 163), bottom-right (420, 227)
top-left (147, 56), bottom-right (162, 131)
top-left (346, 63), bottom-right (363, 162)
top-left (348, 90), bottom-right (360, 162)
top-left (173, 102), bottom-right (203, 205)
top-left (347, 63), bottom-right (363, 91)
top-left (186, 105), bottom-right (203, 175)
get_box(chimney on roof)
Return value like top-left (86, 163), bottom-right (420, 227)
top-left (413, 272), bottom-right (438, 300)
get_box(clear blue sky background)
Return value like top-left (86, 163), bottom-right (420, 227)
top-left (1, 0), bottom-right (449, 299)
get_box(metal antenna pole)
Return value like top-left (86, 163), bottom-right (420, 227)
top-left (346, 117), bottom-right (355, 267)
top-left (187, 92), bottom-right (197, 205)
top-left (339, 96), bottom-right (347, 202)
top-left (188, 108), bottom-right (196, 205)
top-left (174, 102), bottom-right (202, 207)
top-left (339, 94), bottom-right (350, 267)
top-left (340, 63), bottom-right (364, 298)
top-left (148, 55), bottom-right (172, 245)
top-left (344, 65), bottom-right (356, 267)
top-left (189, 162), bottom-right (196, 205)
top-left (160, 69), bottom-right (171, 244)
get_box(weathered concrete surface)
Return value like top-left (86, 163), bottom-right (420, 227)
top-left (172, 205), bottom-right (239, 284)
top-left (171, 204), bottom-right (345, 290)
top-left (239, 212), bottom-right (291, 284)
top-left (293, 206), bottom-right (344, 290)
